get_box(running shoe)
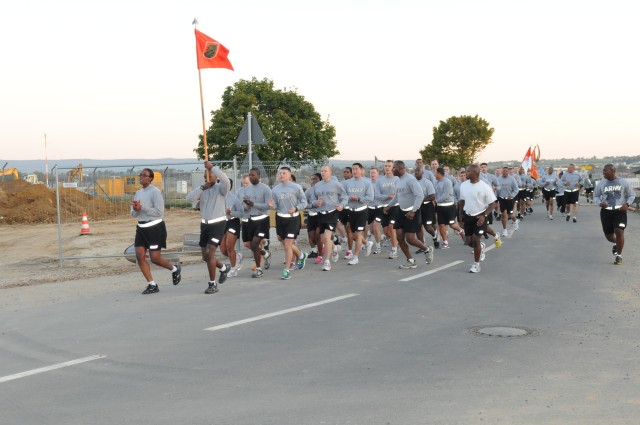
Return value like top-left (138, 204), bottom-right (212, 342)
top-left (573, 217), bottom-right (577, 223)
top-left (373, 245), bottom-right (382, 255)
top-left (614, 255), bottom-right (623, 265)
top-left (566, 214), bottom-right (571, 222)
top-left (142, 284), bottom-right (159, 295)
top-left (425, 247), bottom-right (434, 264)
top-left (172, 264), bottom-right (181, 285)
top-left (469, 262), bottom-right (481, 273)
top-left (314, 255), bottom-right (323, 265)
top-left (332, 246), bottom-right (339, 263)
top-left (612, 245), bottom-right (618, 256)
top-left (227, 268), bottom-right (238, 278)
top-left (322, 260), bottom-right (331, 271)
top-left (441, 241), bottom-right (449, 249)
top-left (252, 268), bottom-right (264, 278)
top-left (480, 242), bottom-right (486, 262)
top-left (218, 264), bottom-right (230, 284)
top-left (388, 250), bottom-right (399, 258)
top-left (344, 250), bottom-right (353, 260)
top-left (502, 229), bottom-right (509, 238)
top-left (205, 281), bottom-right (218, 294)
top-left (235, 252), bottom-right (243, 270)
top-left (549, 215), bottom-right (554, 220)
top-left (494, 236), bottom-right (502, 248)
top-left (308, 251), bottom-right (319, 259)
top-left (263, 250), bottom-right (271, 270)
top-left (365, 240), bottom-right (373, 256)
top-left (399, 260), bottom-right (417, 269)
top-left (433, 238), bottom-right (440, 249)
top-left (296, 252), bottom-right (308, 270)
top-left (513, 220), bottom-right (519, 231)
top-left (281, 269), bottom-right (291, 280)
top-left (348, 256), bottom-right (359, 265)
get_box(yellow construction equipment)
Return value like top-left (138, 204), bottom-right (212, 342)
top-left (68, 163), bottom-right (83, 183)
top-left (0, 167), bottom-right (19, 181)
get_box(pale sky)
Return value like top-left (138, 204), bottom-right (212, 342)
top-left (1, 0), bottom-right (638, 163)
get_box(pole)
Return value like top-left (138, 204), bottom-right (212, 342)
top-left (194, 19), bottom-right (209, 182)
top-left (54, 166), bottom-right (63, 267)
top-left (247, 111), bottom-right (253, 169)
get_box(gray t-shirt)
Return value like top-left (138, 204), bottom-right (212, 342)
top-left (131, 185), bottom-right (164, 222)
top-left (435, 178), bottom-right (455, 204)
top-left (389, 173), bottom-right (423, 212)
top-left (186, 167), bottom-right (230, 220)
top-left (240, 182), bottom-right (272, 216)
top-left (310, 179), bottom-right (348, 212)
top-left (539, 172), bottom-right (558, 191)
top-left (495, 175), bottom-right (519, 198)
top-left (271, 181), bottom-right (307, 214)
top-left (416, 176), bottom-right (436, 202)
top-left (594, 177), bottom-right (636, 208)
top-left (343, 177), bottom-right (374, 209)
top-left (376, 175), bottom-right (399, 206)
top-left (561, 171), bottom-right (582, 192)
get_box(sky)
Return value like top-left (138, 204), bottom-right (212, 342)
top-left (1, 0), bottom-right (639, 164)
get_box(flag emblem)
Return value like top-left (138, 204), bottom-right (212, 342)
top-left (204, 43), bottom-right (219, 59)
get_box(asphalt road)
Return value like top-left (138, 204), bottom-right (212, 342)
top-left (2, 203), bottom-right (639, 425)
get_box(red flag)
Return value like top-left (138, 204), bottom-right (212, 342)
top-left (195, 29), bottom-right (234, 70)
top-left (521, 147), bottom-right (538, 179)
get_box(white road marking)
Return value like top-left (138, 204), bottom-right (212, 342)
top-left (399, 260), bottom-right (465, 282)
top-left (0, 354), bottom-right (107, 384)
top-left (204, 294), bottom-right (359, 331)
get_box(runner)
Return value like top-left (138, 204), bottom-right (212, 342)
top-left (435, 167), bottom-right (464, 248)
top-left (131, 168), bottom-right (181, 295)
top-left (556, 171), bottom-right (566, 217)
top-left (241, 167), bottom-right (273, 278)
top-left (338, 166), bottom-right (353, 258)
top-left (458, 164), bottom-right (497, 273)
top-left (385, 161), bottom-right (434, 269)
top-left (220, 179), bottom-right (244, 278)
top-left (269, 167), bottom-right (308, 280)
top-left (414, 165), bottom-right (437, 249)
top-left (305, 173), bottom-right (322, 263)
top-left (561, 163), bottom-right (583, 223)
top-left (583, 172), bottom-right (595, 203)
top-left (495, 166), bottom-right (520, 237)
top-left (539, 166), bottom-right (558, 220)
top-left (516, 167), bottom-right (531, 220)
top-left (377, 160), bottom-right (400, 258)
top-left (309, 165), bottom-right (348, 271)
top-left (367, 167), bottom-right (383, 254)
top-left (342, 162), bottom-right (374, 265)
top-left (185, 162), bottom-right (231, 294)
top-left (594, 163), bottom-right (636, 265)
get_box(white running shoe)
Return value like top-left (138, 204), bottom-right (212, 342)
top-left (322, 260), bottom-right (332, 271)
top-left (399, 259), bottom-right (417, 269)
top-left (344, 250), bottom-right (353, 260)
top-left (348, 256), bottom-right (359, 265)
top-left (365, 240), bottom-right (373, 256)
top-left (332, 246), bottom-right (339, 263)
top-left (480, 242), bottom-right (486, 262)
top-left (502, 229), bottom-right (509, 238)
top-left (235, 252), bottom-right (243, 270)
top-left (388, 250), bottom-right (398, 259)
top-left (227, 268), bottom-right (238, 278)
top-left (425, 247), bottom-right (434, 264)
top-left (469, 262), bottom-right (481, 273)
top-left (513, 220), bottom-right (519, 231)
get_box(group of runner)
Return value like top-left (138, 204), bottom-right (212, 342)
top-left (130, 159), bottom-right (636, 295)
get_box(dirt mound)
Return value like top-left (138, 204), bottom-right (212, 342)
top-left (0, 180), bottom-right (129, 225)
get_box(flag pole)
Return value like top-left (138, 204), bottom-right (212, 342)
top-left (193, 18), bottom-right (209, 182)
top-left (44, 133), bottom-right (49, 187)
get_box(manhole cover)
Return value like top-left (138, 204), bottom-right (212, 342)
top-left (468, 326), bottom-right (539, 338)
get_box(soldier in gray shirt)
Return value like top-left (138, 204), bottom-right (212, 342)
top-left (186, 162), bottom-right (231, 294)
top-left (342, 162), bottom-right (375, 264)
top-left (221, 179), bottom-right (245, 278)
top-left (435, 167), bottom-right (464, 248)
top-left (386, 161), bottom-right (434, 268)
top-left (269, 167), bottom-right (308, 280)
top-left (414, 165), bottom-right (438, 249)
top-left (131, 168), bottom-right (181, 294)
top-left (376, 160), bottom-right (400, 258)
top-left (594, 163), bottom-right (637, 265)
top-left (495, 166), bottom-right (520, 237)
top-left (560, 163), bottom-right (583, 223)
top-left (241, 168), bottom-right (273, 278)
top-left (539, 166), bottom-right (558, 219)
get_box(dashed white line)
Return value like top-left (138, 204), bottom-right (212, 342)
top-left (0, 355), bottom-right (107, 384)
top-left (204, 294), bottom-right (359, 331)
top-left (399, 260), bottom-right (465, 282)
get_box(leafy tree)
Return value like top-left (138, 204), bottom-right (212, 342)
top-left (419, 115), bottom-right (494, 169)
top-left (195, 78), bottom-right (339, 162)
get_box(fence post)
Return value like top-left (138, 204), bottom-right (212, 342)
top-left (54, 166), bottom-right (64, 267)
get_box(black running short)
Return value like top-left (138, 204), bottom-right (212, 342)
top-left (564, 190), bottom-right (579, 205)
top-left (339, 208), bottom-right (351, 225)
top-left (436, 204), bottom-right (457, 225)
top-left (420, 202), bottom-right (435, 226)
top-left (498, 198), bottom-right (515, 214)
top-left (248, 216), bottom-right (270, 240)
top-left (600, 208), bottom-right (627, 235)
top-left (348, 209), bottom-right (368, 232)
top-left (135, 221), bottom-right (167, 251)
top-left (306, 213), bottom-right (319, 232)
top-left (543, 189), bottom-right (556, 200)
top-left (199, 221), bottom-right (226, 247)
top-left (225, 217), bottom-right (241, 235)
top-left (395, 209), bottom-right (422, 234)
top-left (463, 212), bottom-right (488, 237)
top-left (275, 215), bottom-right (301, 240)
top-left (318, 210), bottom-right (338, 234)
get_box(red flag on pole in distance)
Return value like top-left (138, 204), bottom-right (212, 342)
top-left (521, 146), bottom-right (538, 179)
top-left (195, 29), bottom-right (234, 70)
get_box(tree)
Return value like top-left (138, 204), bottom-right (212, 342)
top-left (195, 78), bottom-right (339, 162)
top-left (419, 115), bottom-right (494, 169)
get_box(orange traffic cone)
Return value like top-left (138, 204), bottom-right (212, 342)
top-left (80, 212), bottom-right (91, 235)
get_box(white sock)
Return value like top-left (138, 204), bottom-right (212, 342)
top-left (219, 264), bottom-right (227, 272)
top-left (311, 247), bottom-right (318, 253)
top-left (171, 265), bottom-right (177, 272)
top-left (209, 280), bottom-right (216, 284)
top-left (148, 281), bottom-right (157, 286)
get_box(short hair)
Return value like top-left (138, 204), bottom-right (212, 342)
top-left (394, 160), bottom-right (406, 168)
top-left (352, 162), bottom-right (364, 169)
top-left (502, 166), bottom-right (509, 170)
top-left (436, 167), bottom-right (445, 176)
top-left (143, 168), bottom-right (154, 181)
top-left (313, 172), bottom-right (321, 180)
top-left (291, 174), bottom-right (296, 182)
top-left (343, 166), bottom-right (352, 173)
top-left (249, 167), bottom-right (260, 176)
top-left (280, 166), bottom-right (292, 173)
top-left (480, 162), bottom-right (488, 167)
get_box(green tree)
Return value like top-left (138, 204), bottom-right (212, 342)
top-left (195, 78), bottom-right (339, 162)
top-left (419, 115), bottom-right (494, 169)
